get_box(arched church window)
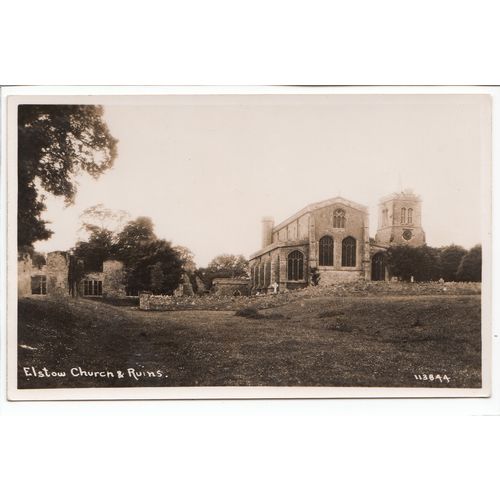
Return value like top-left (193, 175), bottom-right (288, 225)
top-left (401, 207), bottom-right (406, 224)
top-left (341, 237), bottom-right (356, 267)
top-left (407, 208), bottom-right (413, 224)
top-left (319, 236), bottom-right (334, 266)
top-left (333, 209), bottom-right (346, 228)
top-left (287, 250), bottom-right (304, 280)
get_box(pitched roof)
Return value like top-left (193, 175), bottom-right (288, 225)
top-left (273, 196), bottom-right (368, 232)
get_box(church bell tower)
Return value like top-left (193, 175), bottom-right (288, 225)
top-left (375, 189), bottom-right (425, 247)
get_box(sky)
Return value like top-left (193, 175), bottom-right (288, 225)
top-left (33, 94), bottom-right (489, 267)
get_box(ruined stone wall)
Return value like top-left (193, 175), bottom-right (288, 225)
top-left (103, 260), bottom-right (126, 298)
top-left (139, 292), bottom-right (174, 311)
top-left (18, 253), bottom-right (33, 297)
top-left (212, 278), bottom-right (250, 296)
top-left (46, 251), bottom-right (70, 297)
top-left (317, 269), bottom-right (364, 285)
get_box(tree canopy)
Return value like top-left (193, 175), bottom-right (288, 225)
top-left (386, 245), bottom-right (441, 282)
top-left (205, 254), bottom-right (249, 278)
top-left (18, 105), bottom-right (118, 248)
top-left (439, 244), bottom-right (468, 281)
top-left (386, 244), bottom-right (481, 282)
top-left (73, 214), bottom-right (184, 294)
top-left (456, 245), bottom-right (482, 282)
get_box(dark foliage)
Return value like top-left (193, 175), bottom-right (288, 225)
top-left (386, 244), bottom-right (482, 282)
top-left (386, 245), bottom-right (441, 281)
top-left (198, 253), bottom-right (249, 289)
top-left (439, 245), bottom-right (467, 281)
top-left (310, 266), bottom-right (321, 286)
top-left (73, 215), bottom-right (184, 294)
top-left (31, 251), bottom-right (46, 269)
top-left (18, 105), bottom-right (118, 248)
top-left (456, 245), bottom-right (482, 282)
top-left (114, 218), bottom-right (183, 294)
top-left (73, 227), bottom-right (115, 272)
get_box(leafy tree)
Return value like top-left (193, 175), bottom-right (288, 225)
top-left (150, 262), bottom-right (166, 294)
top-left (115, 216), bottom-right (156, 264)
top-left (31, 251), bottom-right (46, 269)
top-left (456, 245), bottom-right (482, 282)
top-left (114, 217), bottom-right (183, 294)
top-left (173, 245), bottom-right (197, 273)
top-left (79, 204), bottom-right (130, 235)
top-left (73, 227), bottom-right (116, 272)
top-left (386, 245), bottom-right (441, 282)
top-left (124, 239), bottom-right (183, 294)
top-left (18, 105), bottom-right (118, 248)
top-left (197, 254), bottom-right (249, 290)
top-left (439, 244), bottom-right (467, 281)
top-left (206, 254), bottom-right (248, 278)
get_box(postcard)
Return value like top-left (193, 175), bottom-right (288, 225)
top-left (4, 89), bottom-right (492, 399)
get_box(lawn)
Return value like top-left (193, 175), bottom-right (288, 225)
top-left (17, 291), bottom-right (482, 389)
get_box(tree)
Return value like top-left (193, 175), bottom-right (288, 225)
top-left (456, 245), bottom-right (482, 282)
top-left (386, 245), bottom-right (441, 282)
top-left (205, 254), bottom-right (248, 278)
top-left (173, 245), bottom-right (197, 273)
top-left (124, 239), bottom-right (183, 294)
top-left (74, 213), bottom-right (186, 294)
top-left (439, 244), bottom-right (467, 282)
top-left (115, 216), bottom-right (156, 264)
top-left (18, 105), bottom-right (118, 248)
top-left (115, 217), bottom-right (183, 294)
top-left (79, 204), bottom-right (130, 235)
top-left (73, 227), bottom-right (116, 272)
top-left (150, 262), bottom-right (166, 294)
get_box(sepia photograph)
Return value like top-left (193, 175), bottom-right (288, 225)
top-left (6, 90), bottom-right (492, 399)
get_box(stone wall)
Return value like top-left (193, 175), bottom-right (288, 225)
top-left (212, 278), bottom-right (250, 296)
top-left (317, 269), bottom-right (365, 285)
top-left (173, 273), bottom-right (195, 297)
top-left (103, 260), bottom-right (126, 298)
top-left (18, 253), bottom-right (33, 297)
top-left (46, 251), bottom-right (70, 297)
top-left (139, 292), bottom-right (174, 311)
top-left (139, 281), bottom-right (481, 312)
top-left (311, 202), bottom-right (368, 273)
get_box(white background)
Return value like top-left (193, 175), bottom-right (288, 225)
top-left (1, 1), bottom-right (500, 499)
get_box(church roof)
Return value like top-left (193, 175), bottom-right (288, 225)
top-left (273, 196), bottom-right (368, 233)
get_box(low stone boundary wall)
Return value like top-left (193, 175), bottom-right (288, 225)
top-left (139, 281), bottom-right (481, 312)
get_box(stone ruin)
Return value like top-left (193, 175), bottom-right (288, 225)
top-left (18, 251), bottom-right (127, 299)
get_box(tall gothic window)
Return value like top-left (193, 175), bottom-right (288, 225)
top-left (407, 208), bottom-right (413, 224)
top-left (401, 207), bottom-right (406, 224)
top-left (341, 237), bottom-right (356, 267)
top-left (333, 208), bottom-right (346, 228)
top-left (287, 250), bottom-right (304, 280)
top-left (319, 235), bottom-right (334, 266)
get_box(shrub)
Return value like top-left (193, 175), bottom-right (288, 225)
top-left (386, 245), bottom-right (441, 282)
top-left (456, 245), bottom-right (482, 282)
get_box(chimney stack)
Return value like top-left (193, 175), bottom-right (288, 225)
top-left (261, 217), bottom-right (274, 249)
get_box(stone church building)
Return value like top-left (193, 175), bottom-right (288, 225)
top-left (249, 190), bottom-right (425, 293)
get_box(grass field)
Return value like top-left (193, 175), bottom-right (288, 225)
top-left (17, 290), bottom-right (482, 389)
